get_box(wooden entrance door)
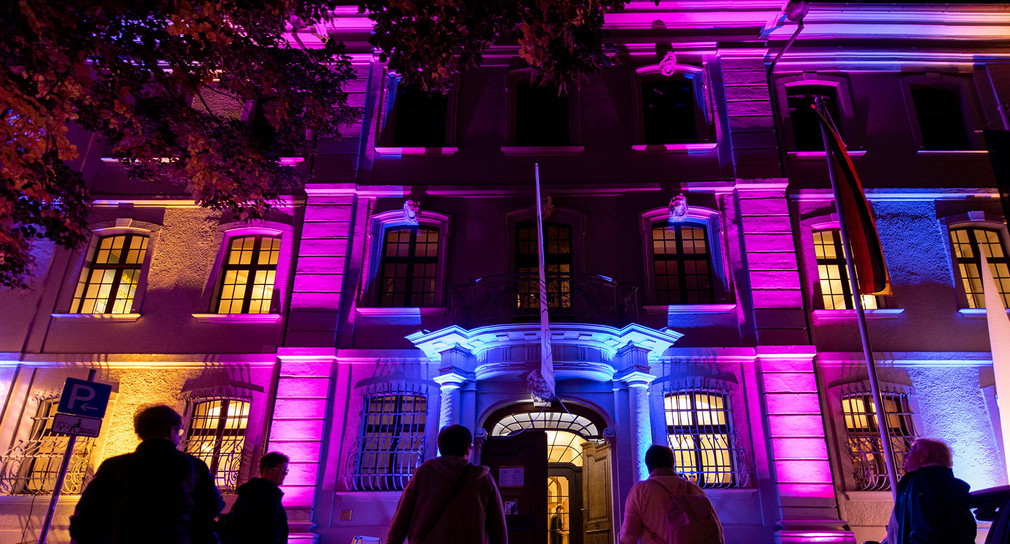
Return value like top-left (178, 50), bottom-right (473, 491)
top-left (482, 431), bottom-right (549, 544)
top-left (582, 441), bottom-right (612, 544)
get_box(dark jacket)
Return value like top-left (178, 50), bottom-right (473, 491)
top-left (386, 456), bottom-right (507, 544)
top-left (223, 477), bottom-right (288, 544)
top-left (892, 465), bottom-right (976, 544)
top-left (70, 438), bottom-right (224, 544)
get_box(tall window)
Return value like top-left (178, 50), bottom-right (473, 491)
top-left (813, 229), bottom-right (878, 310)
top-left (516, 223), bottom-right (573, 311)
top-left (379, 226), bottom-right (439, 307)
top-left (665, 390), bottom-right (744, 488)
top-left (787, 85), bottom-right (841, 152)
top-left (381, 81), bottom-right (449, 147)
top-left (652, 223), bottom-right (713, 304)
top-left (842, 390), bottom-right (916, 491)
top-left (949, 227), bottom-right (1010, 309)
top-left (215, 235), bottom-right (280, 314)
top-left (0, 397), bottom-right (95, 495)
top-left (182, 398), bottom-right (250, 493)
top-left (349, 392), bottom-right (427, 492)
top-left (642, 78), bottom-right (698, 144)
top-left (515, 81), bottom-right (569, 146)
top-left (911, 87), bottom-right (970, 150)
top-left (71, 233), bottom-right (149, 314)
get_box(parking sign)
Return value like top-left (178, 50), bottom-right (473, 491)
top-left (57, 378), bottom-right (112, 419)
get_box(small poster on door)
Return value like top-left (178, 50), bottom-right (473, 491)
top-left (504, 500), bottom-right (519, 515)
top-left (499, 466), bottom-right (525, 487)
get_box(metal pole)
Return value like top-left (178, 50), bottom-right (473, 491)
top-left (816, 99), bottom-right (900, 498)
top-left (37, 369), bottom-right (95, 544)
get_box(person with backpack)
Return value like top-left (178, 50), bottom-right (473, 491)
top-left (386, 424), bottom-right (508, 544)
top-left (619, 445), bottom-right (724, 544)
top-left (221, 451), bottom-right (289, 544)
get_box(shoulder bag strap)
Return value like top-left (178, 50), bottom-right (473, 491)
top-left (416, 463), bottom-right (474, 541)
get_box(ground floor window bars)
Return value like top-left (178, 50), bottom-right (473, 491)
top-left (664, 388), bottom-right (748, 488)
top-left (347, 391), bottom-right (427, 491)
top-left (182, 398), bottom-right (250, 493)
top-left (842, 387), bottom-right (916, 491)
top-left (0, 397), bottom-right (95, 495)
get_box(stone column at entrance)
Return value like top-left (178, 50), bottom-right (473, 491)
top-left (434, 346), bottom-right (475, 432)
top-left (615, 343), bottom-right (657, 481)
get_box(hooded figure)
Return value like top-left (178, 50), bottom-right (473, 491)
top-left (386, 425), bottom-right (508, 544)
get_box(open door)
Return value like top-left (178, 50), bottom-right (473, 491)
top-left (582, 441), bottom-right (612, 544)
top-left (482, 430), bottom-right (549, 544)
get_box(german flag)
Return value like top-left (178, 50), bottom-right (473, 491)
top-left (813, 106), bottom-right (891, 295)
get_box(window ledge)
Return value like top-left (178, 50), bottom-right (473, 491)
top-left (959, 308), bottom-right (1010, 318)
top-left (643, 304), bottom-right (737, 315)
top-left (812, 309), bottom-right (904, 321)
top-left (102, 156), bottom-right (306, 165)
top-left (374, 147), bottom-right (459, 156)
top-left (916, 149), bottom-right (988, 157)
top-left (192, 313), bottom-right (282, 323)
top-left (51, 313), bottom-right (141, 322)
top-left (632, 143), bottom-right (717, 153)
top-left (356, 306), bottom-right (447, 318)
top-left (500, 146), bottom-right (584, 156)
top-left (789, 150), bottom-right (867, 159)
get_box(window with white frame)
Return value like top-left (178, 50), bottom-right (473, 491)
top-left (182, 398), bottom-right (250, 492)
top-left (664, 386), bottom-right (747, 488)
top-left (636, 62), bottom-right (713, 145)
top-left (642, 206), bottom-right (727, 306)
top-left (0, 396), bottom-right (96, 495)
top-left (378, 77), bottom-right (451, 148)
top-left (214, 234), bottom-right (281, 314)
top-left (71, 233), bottom-right (149, 314)
top-left (364, 209), bottom-right (449, 308)
top-left (347, 391), bottom-right (427, 492)
top-left (813, 228), bottom-right (879, 310)
top-left (949, 226), bottom-right (1010, 309)
top-left (841, 387), bottom-right (916, 491)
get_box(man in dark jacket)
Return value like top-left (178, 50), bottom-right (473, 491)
top-left (69, 404), bottom-right (224, 544)
top-left (223, 451), bottom-right (289, 544)
top-left (886, 437), bottom-right (976, 544)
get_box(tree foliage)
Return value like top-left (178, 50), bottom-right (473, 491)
top-left (360, 0), bottom-right (629, 92)
top-left (0, 0), bottom-right (358, 287)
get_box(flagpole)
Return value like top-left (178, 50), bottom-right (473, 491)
top-left (535, 163), bottom-right (557, 399)
top-left (978, 246), bottom-right (1010, 480)
top-left (816, 98), bottom-right (900, 498)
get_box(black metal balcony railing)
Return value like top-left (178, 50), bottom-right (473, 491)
top-left (450, 273), bottom-right (639, 328)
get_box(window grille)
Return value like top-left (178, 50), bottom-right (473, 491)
top-left (71, 233), bottom-right (149, 314)
top-left (813, 229), bottom-right (879, 310)
top-left (347, 392), bottom-right (427, 491)
top-left (841, 388), bottom-right (916, 491)
top-left (0, 397), bottom-right (95, 495)
top-left (949, 227), bottom-right (1010, 309)
top-left (652, 223), bottom-right (714, 305)
top-left (379, 227), bottom-right (439, 307)
top-left (216, 235), bottom-right (280, 314)
top-left (664, 388), bottom-right (748, 488)
top-left (516, 224), bottom-right (572, 311)
top-left (182, 398), bottom-right (250, 492)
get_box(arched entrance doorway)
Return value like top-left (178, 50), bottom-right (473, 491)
top-left (481, 403), bottom-right (612, 544)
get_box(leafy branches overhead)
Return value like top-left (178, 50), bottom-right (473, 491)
top-left (0, 0), bottom-right (358, 287)
top-left (360, 0), bottom-right (629, 93)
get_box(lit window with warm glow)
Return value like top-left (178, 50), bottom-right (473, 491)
top-left (813, 229), bottom-right (878, 310)
top-left (349, 393), bottom-right (426, 492)
top-left (652, 223), bottom-right (713, 305)
top-left (665, 390), bottom-right (745, 488)
top-left (516, 223), bottom-right (572, 312)
top-left (0, 397), bottom-right (95, 495)
top-left (841, 391), bottom-right (916, 491)
top-left (182, 398), bottom-right (250, 492)
top-left (71, 234), bottom-right (149, 314)
top-left (215, 235), bottom-right (280, 314)
top-left (949, 227), bottom-right (1010, 309)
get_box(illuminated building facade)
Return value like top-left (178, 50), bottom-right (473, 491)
top-left (1, 1), bottom-right (1009, 543)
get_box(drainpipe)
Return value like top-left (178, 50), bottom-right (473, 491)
top-left (766, 0), bottom-right (809, 179)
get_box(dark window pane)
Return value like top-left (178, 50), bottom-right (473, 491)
top-left (390, 84), bottom-right (448, 147)
top-left (912, 87), bottom-right (970, 150)
top-left (516, 82), bottom-right (568, 146)
top-left (642, 79), bottom-right (698, 144)
top-left (787, 85), bottom-right (840, 152)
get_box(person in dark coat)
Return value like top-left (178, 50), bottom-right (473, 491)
top-left (885, 437), bottom-right (976, 544)
top-left (69, 404), bottom-right (224, 544)
top-left (550, 505), bottom-right (565, 544)
top-left (223, 451), bottom-right (289, 544)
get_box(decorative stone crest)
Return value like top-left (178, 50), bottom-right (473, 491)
top-left (403, 199), bottom-right (420, 224)
top-left (668, 193), bottom-right (688, 222)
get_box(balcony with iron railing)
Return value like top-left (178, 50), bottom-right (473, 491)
top-left (449, 272), bottom-right (639, 329)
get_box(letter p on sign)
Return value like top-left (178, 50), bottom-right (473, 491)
top-left (57, 378), bottom-right (112, 418)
